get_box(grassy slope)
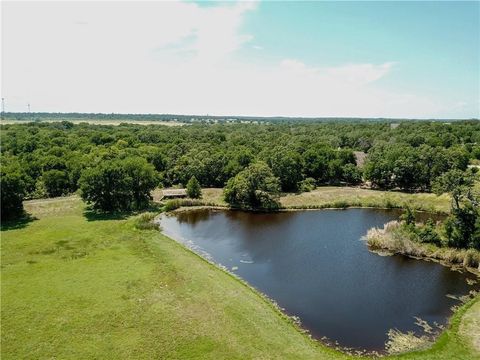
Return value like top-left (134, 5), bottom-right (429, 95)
top-left (1, 196), bottom-right (478, 359)
top-left (396, 297), bottom-right (480, 360)
top-left (1, 197), bottom-right (339, 359)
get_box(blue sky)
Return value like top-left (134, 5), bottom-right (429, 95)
top-left (3, 1), bottom-right (479, 118)
top-left (239, 1), bottom-right (479, 117)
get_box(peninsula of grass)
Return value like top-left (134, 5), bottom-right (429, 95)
top-left (366, 221), bottom-right (480, 271)
top-left (2, 196), bottom-right (478, 359)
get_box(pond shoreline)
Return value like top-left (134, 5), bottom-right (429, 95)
top-left (165, 203), bottom-right (444, 215)
top-left (157, 208), bottom-right (478, 356)
top-left (158, 213), bottom-right (384, 357)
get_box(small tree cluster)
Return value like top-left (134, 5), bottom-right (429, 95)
top-left (434, 169), bottom-right (479, 249)
top-left (79, 157), bottom-right (157, 212)
top-left (224, 162), bottom-right (280, 210)
top-left (401, 169), bottom-right (480, 250)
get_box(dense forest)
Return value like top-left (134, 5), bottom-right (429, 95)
top-left (1, 119), bottom-right (479, 219)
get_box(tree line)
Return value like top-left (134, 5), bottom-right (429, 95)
top-left (8, 111), bottom-right (474, 124)
top-left (1, 120), bottom-right (479, 219)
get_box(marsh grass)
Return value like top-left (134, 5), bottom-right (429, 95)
top-left (386, 329), bottom-right (432, 355)
top-left (365, 221), bottom-right (480, 270)
top-left (134, 212), bottom-right (160, 231)
top-left (163, 198), bottom-right (225, 212)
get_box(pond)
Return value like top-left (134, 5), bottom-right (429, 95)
top-left (158, 208), bottom-right (476, 352)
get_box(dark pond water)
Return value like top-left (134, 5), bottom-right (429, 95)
top-left (159, 209), bottom-right (476, 352)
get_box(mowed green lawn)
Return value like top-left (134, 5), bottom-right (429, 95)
top-left (1, 196), bottom-right (478, 359)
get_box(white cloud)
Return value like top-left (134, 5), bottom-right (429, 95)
top-left (1, 1), bottom-right (473, 118)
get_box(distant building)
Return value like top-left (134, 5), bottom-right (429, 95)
top-left (354, 151), bottom-right (367, 168)
top-left (161, 189), bottom-right (187, 199)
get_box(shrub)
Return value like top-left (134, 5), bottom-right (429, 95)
top-left (401, 206), bottom-right (416, 226)
top-left (298, 177), bottom-right (316, 192)
top-left (164, 199), bottom-right (182, 212)
top-left (331, 200), bottom-right (349, 209)
top-left (163, 199), bottom-right (204, 212)
top-left (463, 249), bottom-right (480, 268)
top-left (384, 198), bottom-right (396, 209)
top-left (417, 219), bottom-right (442, 246)
top-left (134, 212), bottom-right (160, 230)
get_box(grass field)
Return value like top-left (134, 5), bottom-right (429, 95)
top-left (174, 187), bottom-right (452, 213)
top-left (279, 187), bottom-right (451, 213)
top-left (1, 196), bottom-right (478, 359)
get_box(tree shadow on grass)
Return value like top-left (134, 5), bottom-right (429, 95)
top-left (83, 202), bottom-right (163, 222)
top-left (1, 213), bottom-right (38, 231)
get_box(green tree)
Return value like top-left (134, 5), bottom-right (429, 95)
top-left (432, 169), bottom-right (475, 210)
top-left (433, 169), bottom-right (479, 249)
top-left (79, 157), bottom-right (157, 212)
top-left (401, 206), bottom-right (416, 226)
top-left (399, 205), bottom-right (419, 238)
top-left (123, 157), bottom-right (159, 209)
top-left (42, 169), bottom-right (70, 197)
top-left (298, 177), bottom-right (316, 192)
top-left (224, 162), bottom-right (280, 210)
top-left (342, 163), bottom-right (362, 184)
top-left (186, 176), bottom-right (202, 199)
top-left (267, 148), bottom-right (303, 192)
top-left (1, 167), bottom-right (26, 220)
top-left (444, 203), bottom-right (478, 249)
top-left (417, 219), bottom-right (442, 246)
top-left (302, 146), bottom-right (334, 183)
top-left (363, 151), bottom-right (392, 188)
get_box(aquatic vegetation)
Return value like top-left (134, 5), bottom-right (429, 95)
top-left (366, 221), bottom-right (480, 270)
top-left (134, 212), bottom-right (160, 231)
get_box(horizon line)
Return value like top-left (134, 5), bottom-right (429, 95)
top-left (2, 111), bottom-right (479, 122)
